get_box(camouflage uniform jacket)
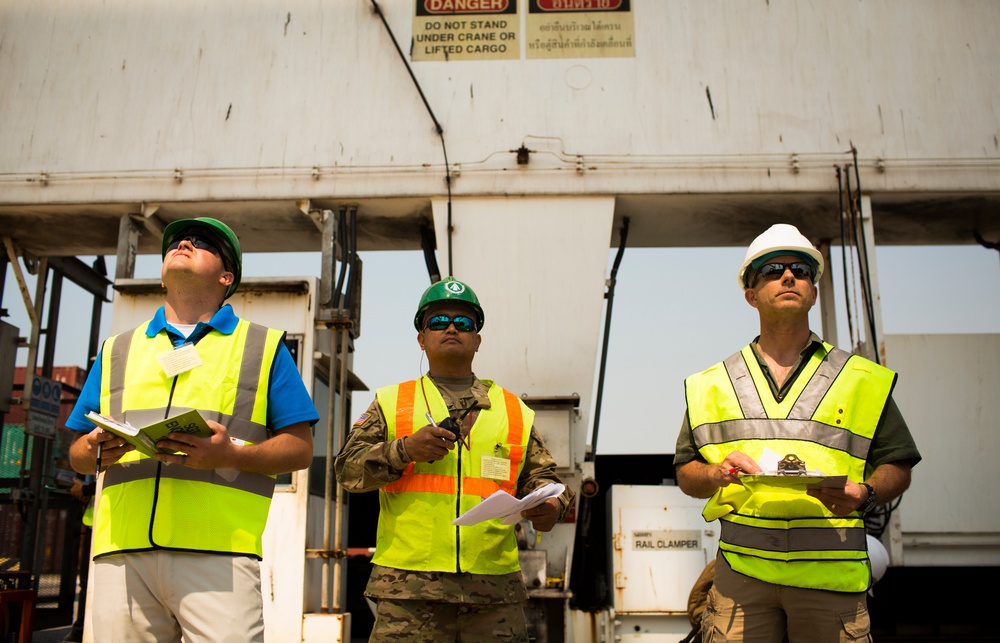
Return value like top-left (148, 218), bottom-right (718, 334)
top-left (335, 374), bottom-right (575, 603)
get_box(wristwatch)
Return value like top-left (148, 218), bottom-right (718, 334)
top-left (859, 482), bottom-right (877, 513)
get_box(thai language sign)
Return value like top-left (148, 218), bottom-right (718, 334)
top-left (526, 0), bottom-right (634, 59)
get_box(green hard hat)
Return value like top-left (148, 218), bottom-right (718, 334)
top-left (413, 277), bottom-right (485, 331)
top-left (162, 217), bottom-right (242, 299)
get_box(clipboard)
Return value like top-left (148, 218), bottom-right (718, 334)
top-left (739, 473), bottom-right (848, 491)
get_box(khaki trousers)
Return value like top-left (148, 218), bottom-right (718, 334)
top-left (702, 554), bottom-right (872, 643)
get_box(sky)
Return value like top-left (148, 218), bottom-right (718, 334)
top-left (4, 243), bottom-right (999, 455)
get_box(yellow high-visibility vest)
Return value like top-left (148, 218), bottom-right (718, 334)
top-left (82, 499), bottom-right (94, 528)
top-left (685, 342), bottom-right (895, 592)
top-left (92, 319), bottom-right (284, 559)
top-left (372, 377), bottom-right (533, 574)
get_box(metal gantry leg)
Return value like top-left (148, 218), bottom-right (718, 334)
top-left (315, 206), bottom-right (362, 617)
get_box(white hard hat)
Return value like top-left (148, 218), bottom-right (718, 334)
top-left (866, 534), bottom-right (890, 583)
top-left (738, 223), bottom-right (824, 291)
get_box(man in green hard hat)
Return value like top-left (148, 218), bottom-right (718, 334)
top-left (67, 217), bottom-right (318, 642)
top-left (336, 276), bottom-right (575, 642)
top-left (159, 216), bottom-right (244, 300)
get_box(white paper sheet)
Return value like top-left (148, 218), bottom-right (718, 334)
top-left (452, 483), bottom-right (565, 526)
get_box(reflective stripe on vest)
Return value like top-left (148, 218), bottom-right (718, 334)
top-left (92, 319), bottom-right (283, 559)
top-left (379, 380), bottom-right (456, 495)
top-left (372, 377), bottom-right (533, 574)
top-left (684, 342), bottom-right (896, 592)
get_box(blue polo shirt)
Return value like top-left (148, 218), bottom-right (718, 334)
top-left (66, 305), bottom-right (319, 433)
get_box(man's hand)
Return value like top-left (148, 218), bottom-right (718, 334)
top-left (716, 452), bottom-right (763, 487)
top-left (69, 478), bottom-right (88, 501)
top-left (716, 451), bottom-right (762, 487)
top-left (401, 424), bottom-right (458, 463)
top-left (69, 428), bottom-right (134, 473)
top-left (677, 451), bottom-right (762, 499)
top-left (155, 419), bottom-right (237, 469)
top-left (156, 420), bottom-right (313, 475)
top-left (521, 497), bottom-right (561, 532)
top-left (807, 480), bottom-right (868, 517)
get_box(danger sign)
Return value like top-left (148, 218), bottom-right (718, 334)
top-left (413, 0), bottom-right (520, 61)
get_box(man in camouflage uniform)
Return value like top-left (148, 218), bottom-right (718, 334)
top-left (335, 277), bottom-right (574, 643)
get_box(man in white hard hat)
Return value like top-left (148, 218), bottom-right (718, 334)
top-left (673, 223), bottom-right (921, 642)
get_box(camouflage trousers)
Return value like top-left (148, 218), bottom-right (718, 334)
top-left (369, 598), bottom-right (529, 642)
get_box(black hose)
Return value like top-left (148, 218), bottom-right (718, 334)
top-left (590, 217), bottom-right (630, 460)
top-left (836, 166), bottom-right (856, 346)
top-left (419, 224), bottom-right (442, 284)
top-left (851, 149), bottom-right (880, 365)
top-left (333, 206), bottom-right (349, 308)
top-left (370, 0), bottom-right (454, 276)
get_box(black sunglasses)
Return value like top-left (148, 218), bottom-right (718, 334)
top-left (755, 262), bottom-right (815, 283)
top-left (166, 234), bottom-right (221, 257)
top-left (425, 314), bottom-right (477, 332)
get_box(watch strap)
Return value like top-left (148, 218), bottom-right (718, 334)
top-left (860, 482), bottom-right (877, 512)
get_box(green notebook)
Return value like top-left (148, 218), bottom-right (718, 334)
top-left (85, 409), bottom-right (211, 458)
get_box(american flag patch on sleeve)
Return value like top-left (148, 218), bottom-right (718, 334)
top-left (354, 413), bottom-right (369, 425)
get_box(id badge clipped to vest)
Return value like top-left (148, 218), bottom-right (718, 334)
top-left (157, 342), bottom-right (203, 377)
top-left (480, 455), bottom-right (511, 481)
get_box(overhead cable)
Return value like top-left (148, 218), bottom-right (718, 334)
top-left (370, 0), bottom-right (454, 277)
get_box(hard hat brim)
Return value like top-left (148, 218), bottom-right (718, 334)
top-left (162, 217), bottom-right (243, 299)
